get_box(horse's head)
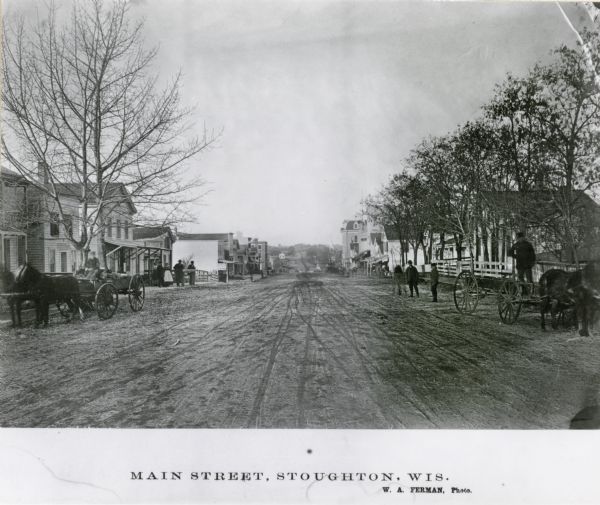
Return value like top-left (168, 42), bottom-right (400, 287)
top-left (13, 263), bottom-right (43, 292)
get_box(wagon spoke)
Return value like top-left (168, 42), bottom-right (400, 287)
top-left (95, 283), bottom-right (118, 320)
top-left (128, 275), bottom-right (145, 312)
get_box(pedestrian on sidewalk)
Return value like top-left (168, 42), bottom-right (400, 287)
top-left (188, 261), bottom-right (196, 285)
top-left (174, 259), bottom-right (185, 287)
top-left (406, 260), bottom-right (419, 297)
top-left (393, 264), bottom-right (405, 296)
top-left (155, 263), bottom-right (164, 287)
top-left (430, 263), bottom-right (439, 302)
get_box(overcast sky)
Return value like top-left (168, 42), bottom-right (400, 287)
top-left (4, 1), bottom-right (584, 245)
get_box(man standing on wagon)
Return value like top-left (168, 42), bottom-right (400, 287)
top-left (509, 231), bottom-right (536, 294)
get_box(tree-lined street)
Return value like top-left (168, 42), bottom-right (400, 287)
top-left (1, 273), bottom-right (598, 428)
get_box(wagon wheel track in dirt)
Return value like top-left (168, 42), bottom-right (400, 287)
top-left (292, 283), bottom-right (406, 427)
top-left (319, 284), bottom-right (438, 425)
top-left (338, 281), bottom-right (555, 424)
top-left (246, 295), bottom-right (295, 428)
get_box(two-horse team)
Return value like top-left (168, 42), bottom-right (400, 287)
top-left (539, 261), bottom-right (600, 337)
top-left (1, 264), bottom-right (80, 327)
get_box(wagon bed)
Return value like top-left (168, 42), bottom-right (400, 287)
top-left (54, 271), bottom-right (145, 320)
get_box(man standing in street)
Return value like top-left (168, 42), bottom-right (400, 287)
top-left (406, 260), bottom-right (419, 298)
top-left (173, 259), bottom-right (185, 287)
top-left (188, 261), bottom-right (196, 286)
top-left (430, 263), bottom-right (439, 302)
top-left (156, 262), bottom-right (164, 287)
top-left (393, 264), bottom-right (404, 295)
top-left (509, 231), bottom-right (536, 293)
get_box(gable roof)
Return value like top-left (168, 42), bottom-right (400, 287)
top-left (0, 167), bottom-right (27, 184)
top-left (177, 232), bottom-right (232, 241)
top-left (133, 226), bottom-right (174, 241)
top-left (342, 219), bottom-right (366, 231)
top-left (54, 182), bottom-right (137, 214)
top-left (370, 232), bottom-right (383, 251)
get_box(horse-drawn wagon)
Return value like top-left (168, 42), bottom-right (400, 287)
top-left (448, 259), bottom-right (598, 335)
top-left (451, 262), bottom-right (537, 324)
top-left (1, 264), bottom-right (145, 327)
top-left (59, 270), bottom-right (145, 321)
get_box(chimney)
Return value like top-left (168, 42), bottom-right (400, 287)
top-left (37, 161), bottom-right (49, 184)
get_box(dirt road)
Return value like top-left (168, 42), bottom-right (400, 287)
top-left (0, 273), bottom-right (599, 428)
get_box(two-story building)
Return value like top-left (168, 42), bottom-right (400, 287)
top-left (2, 164), bottom-right (181, 276)
top-left (28, 182), bottom-right (138, 274)
top-left (250, 239), bottom-right (269, 275)
top-left (341, 219), bottom-right (386, 270)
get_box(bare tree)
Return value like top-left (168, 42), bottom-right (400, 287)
top-left (363, 178), bottom-right (410, 265)
top-left (2, 0), bottom-right (219, 266)
top-left (410, 121), bottom-right (496, 265)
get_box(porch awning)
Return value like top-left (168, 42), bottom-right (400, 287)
top-left (353, 250), bottom-right (371, 261)
top-left (0, 228), bottom-right (27, 237)
top-left (104, 239), bottom-right (171, 253)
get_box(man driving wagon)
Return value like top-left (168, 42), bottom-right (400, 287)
top-left (509, 231), bottom-right (536, 295)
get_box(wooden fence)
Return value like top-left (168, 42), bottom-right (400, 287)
top-left (424, 259), bottom-right (579, 282)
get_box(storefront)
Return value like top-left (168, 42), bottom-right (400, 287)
top-left (104, 240), bottom-right (173, 285)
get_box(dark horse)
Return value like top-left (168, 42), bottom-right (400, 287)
top-left (568, 261), bottom-right (600, 337)
top-left (539, 262), bottom-right (600, 336)
top-left (539, 269), bottom-right (575, 331)
top-left (9, 264), bottom-right (81, 327)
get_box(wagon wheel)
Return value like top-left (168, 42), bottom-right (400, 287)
top-left (95, 283), bottom-right (118, 320)
top-left (497, 278), bottom-right (522, 324)
top-left (128, 274), bottom-right (145, 312)
top-left (453, 271), bottom-right (479, 314)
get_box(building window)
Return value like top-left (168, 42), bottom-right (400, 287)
top-left (106, 218), bottom-right (112, 238)
top-left (50, 212), bottom-right (59, 236)
top-left (48, 249), bottom-right (56, 273)
top-left (64, 215), bottom-right (73, 237)
top-left (3, 238), bottom-right (11, 270)
top-left (60, 251), bottom-right (68, 273)
top-left (17, 236), bottom-right (26, 266)
top-left (116, 220), bottom-right (121, 239)
top-left (124, 221), bottom-right (129, 240)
